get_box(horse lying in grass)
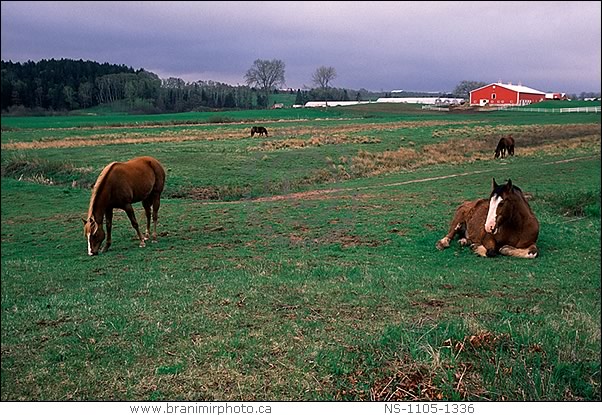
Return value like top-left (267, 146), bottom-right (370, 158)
top-left (83, 156), bottom-right (166, 255)
top-left (436, 178), bottom-right (539, 258)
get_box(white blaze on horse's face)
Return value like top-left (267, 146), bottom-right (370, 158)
top-left (485, 194), bottom-right (503, 233)
top-left (84, 219), bottom-right (104, 255)
top-left (86, 232), bottom-right (93, 256)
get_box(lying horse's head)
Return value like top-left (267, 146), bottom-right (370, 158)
top-left (484, 178), bottom-right (521, 233)
top-left (82, 217), bottom-right (105, 256)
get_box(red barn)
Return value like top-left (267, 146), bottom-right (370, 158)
top-left (470, 82), bottom-right (546, 106)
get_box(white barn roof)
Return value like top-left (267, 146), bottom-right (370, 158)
top-left (472, 83), bottom-right (546, 95)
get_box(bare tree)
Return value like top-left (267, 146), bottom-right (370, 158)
top-left (244, 59), bottom-right (286, 108)
top-left (453, 80), bottom-right (487, 98)
top-left (312, 66), bottom-right (337, 89)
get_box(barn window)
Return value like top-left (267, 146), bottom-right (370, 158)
top-left (491, 93), bottom-right (496, 100)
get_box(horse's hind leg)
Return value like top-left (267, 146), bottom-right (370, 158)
top-left (124, 203), bottom-right (146, 247)
top-left (499, 244), bottom-right (538, 258)
top-left (150, 196), bottom-right (161, 242)
top-left (142, 199), bottom-right (152, 240)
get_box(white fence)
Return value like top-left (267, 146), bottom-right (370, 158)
top-left (421, 105), bottom-right (601, 113)
top-left (421, 105), bottom-right (449, 111)
top-left (497, 106), bottom-right (601, 113)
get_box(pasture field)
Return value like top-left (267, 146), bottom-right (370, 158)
top-left (1, 103), bottom-right (601, 401)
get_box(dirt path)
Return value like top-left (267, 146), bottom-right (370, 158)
top-left (203, 155), bottom-right (599, 205)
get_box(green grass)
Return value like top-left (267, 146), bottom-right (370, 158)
top-left (1, 106), bottom-right (600, 401)
top-left (0, 107), bottom-right (345, 131)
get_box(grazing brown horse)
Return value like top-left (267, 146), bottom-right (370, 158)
top-left (494, 135), bottom-right (515, 158)
top-left (83, 156), bottom-right (166, 255)
top-left (250, 126), bottom-right (268, 137)
top-left (436, 179), bottom-right (539, 258)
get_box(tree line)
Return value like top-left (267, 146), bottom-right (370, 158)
top-left (1, 59), bottom-right (266, 113)
top-left (4, 58), bottom-right (597, 115)
top-left (0, 58), bottom-right (444, 114)
top-left (3, 58), bottom-right (353, 113)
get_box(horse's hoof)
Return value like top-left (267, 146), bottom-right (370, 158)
top-left (472, 244), bottom-right (488, 257)
top-left (436, 238), bottom-right (449, 250)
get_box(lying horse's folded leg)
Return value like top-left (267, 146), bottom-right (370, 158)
top-left (499, 244), bottom-right (538, 258)
top-left (471, 244), bottom-right (488, 257)
top-left (471, 233), bottom-right (497, 257)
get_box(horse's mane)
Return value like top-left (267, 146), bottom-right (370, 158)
top-left (88, 162), bottom-right (118, 217)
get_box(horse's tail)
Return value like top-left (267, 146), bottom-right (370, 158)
top-left (148, 158), bottom-right (166, 194)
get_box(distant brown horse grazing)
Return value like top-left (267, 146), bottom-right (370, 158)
top-left (494, 135), bottom-right (515, 158)
top-left (436, 179), bottom-right (539, 258)
top-left (250, 126), bottom-right (268, 137)
top-left (83, 156), bottom-right (166, 255)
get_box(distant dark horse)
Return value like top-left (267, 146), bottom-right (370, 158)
top-left (250, 126), bottom-right (268, 137)
top-left (83, 156), bottom-right (166, 255)
top-left (494, 135), bottom-right (515, 158)
top-left (436, 178), bottom-right (539, 258)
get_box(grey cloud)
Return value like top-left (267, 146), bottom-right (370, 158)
top-left (1, 1), bottom-right (600, 93)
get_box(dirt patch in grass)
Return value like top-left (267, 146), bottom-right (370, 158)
top-left (250, 189), bottom-right (343, 203)
top-left (370, 361), bottom-right (443, 401)
top-left (371, 330), bottom-right (513, 401)
top-left (1, 131), bottom-right (245, 150)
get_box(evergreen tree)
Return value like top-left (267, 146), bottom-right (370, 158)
top-left (294, 89), bottom-right (304, 105)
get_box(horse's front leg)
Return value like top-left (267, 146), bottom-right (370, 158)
top-left (436, 219), bottom-right (466, 250)
top-left (436, 202), bottom-right (473, 250)
top-left (103, 209), bottom-right (113, 253)
top-left (123, 204), bottom-right (146, 248)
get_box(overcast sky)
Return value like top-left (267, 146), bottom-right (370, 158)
top-left (1, 1), bottom-right (600, 94)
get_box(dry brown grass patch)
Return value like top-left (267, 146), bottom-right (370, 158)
top-left (2, 120), bottom-right (474, 150)
top-left (370, 358), bottom-right (443, 401)
top-left (249, 134), bottom-right (381, 151)
top-left (350, 147), bottom-right (420, 177)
